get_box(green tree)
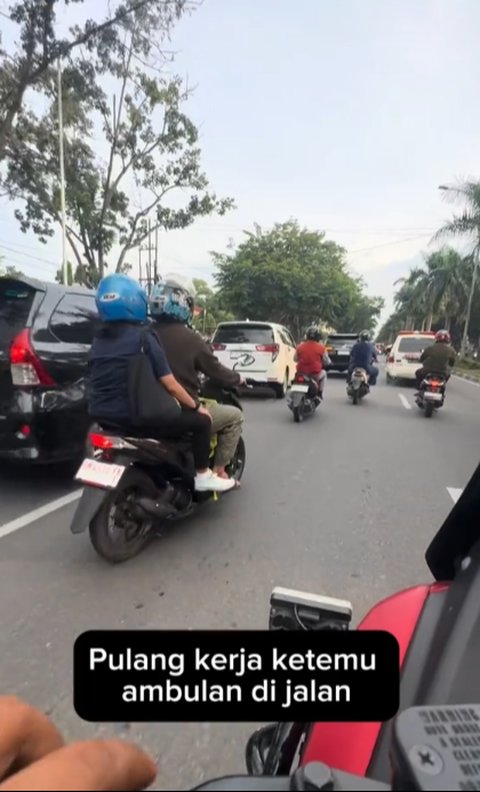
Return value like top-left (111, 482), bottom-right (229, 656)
top-left (213, 221), bottom-right (383, 338)
top-left (435, 180), bottom-right (480, 354)
top-left (0, 260), bottom-right (24, 279)
top-left (3, 1), bottom-right (232, 285)
top-left (0, 0), bottom-right (194, 158)
top-left (191, 277), bottom-right (234, 335)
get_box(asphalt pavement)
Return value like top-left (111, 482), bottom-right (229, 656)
top-left (0, 366), bottom-right (478, 790)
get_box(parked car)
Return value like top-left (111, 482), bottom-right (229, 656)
top-left (210, 320), bottom-right (296, 398)
top-left (324, 333), bottom-right (358, 374)
top-left (386, 330), bottom-right (435, 383)
top-left (0, 275), bottom-right (98, 464)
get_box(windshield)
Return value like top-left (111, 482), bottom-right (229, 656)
top-left (213, 324), bottom-right (275, 345)
top-left (398, 337), bottom-right (433, 353)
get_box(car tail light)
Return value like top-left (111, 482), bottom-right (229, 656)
top-left (256, 343), bottom-right (280, 361)
top-left (211, 343), bottom-right (226, 351)
top-left (10, 330), bottom-right (56, 387)
top-left (388, 355), bottom-right (395, 363)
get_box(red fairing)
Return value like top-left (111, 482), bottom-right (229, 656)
top-left (299, 584), bottom-right (438, 775)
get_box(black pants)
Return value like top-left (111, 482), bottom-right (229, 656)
top-left (158, 409), bottom-right (211, 469)
top-left (97, 408), bottom-right (212, 470)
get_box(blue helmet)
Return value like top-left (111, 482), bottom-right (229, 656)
top-left (95, 273), bottom-right (147, 323)
top-left (149, 274), bottom-right (195, 324)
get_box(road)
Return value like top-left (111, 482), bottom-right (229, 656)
top-left (0, 367), bottom-right (478, 790)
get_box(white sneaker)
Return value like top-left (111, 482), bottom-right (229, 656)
top-left (195, 470), bottom-right (236, 492)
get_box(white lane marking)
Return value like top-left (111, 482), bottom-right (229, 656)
top-left (398, 394), bottom-right (412, 410)
top-left (0, 490), bottom-right (82, 539)
top-left (447, 487), bottom-right (463, 505)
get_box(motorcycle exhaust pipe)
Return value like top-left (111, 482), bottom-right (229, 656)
top-left (135, 487), bottom-right (179, 520)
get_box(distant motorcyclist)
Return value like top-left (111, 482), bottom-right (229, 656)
top-left (348, 330), bottom-right (379, 385)
top-left (415, 330), bottom-right (456, 389)
top-left (294, 326), bottom-right (331, 398)
top-left (149, 275), bottom-right (244, 481)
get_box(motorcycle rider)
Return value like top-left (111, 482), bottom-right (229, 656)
top-left (88, 273), bottom-right (236, 493)
top-left (348, 330), bottom-right (379, 385)
top-left (415, 329), bottom-right (456, 390)
top-left (149, 275), bottom-right (245, 481)
top-left (294, 325), bottom-right (331, 398)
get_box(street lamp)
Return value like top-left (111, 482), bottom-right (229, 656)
top-left (438, 184), bottom-right (479, 357)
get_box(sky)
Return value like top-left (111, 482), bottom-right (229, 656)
top-left (1, 0), bottom-right (480, 326)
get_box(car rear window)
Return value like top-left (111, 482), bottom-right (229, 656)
top-left (213, 324), bottom-right (274, 345)
top-left (327, 336), bottom-right (357, 349)
top-left (398, 337), bottom-right (433, 353)
top-left (49, 293), bottom-right (98, 345)
top-left (0, 279), bottom-right (36, 351)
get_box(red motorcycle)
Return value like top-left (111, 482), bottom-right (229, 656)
top-left (193, 461), bottom-right (480, 791)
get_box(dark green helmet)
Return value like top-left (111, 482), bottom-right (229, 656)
top-left (359, 330), bottom-right (370, 342)
top-left (306, 325), bottom-right (321, 341)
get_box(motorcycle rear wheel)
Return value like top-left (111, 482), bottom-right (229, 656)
top-left (425, 402), bottom-right (434, 418)
top-left (226, 436), bottom-right (246, 481)
top-left (293, 403), bottom-right (304, 423)
top-left (352, 390), bottom-right (359, 405)
top-left (89, 469), bottom-right (154, 563)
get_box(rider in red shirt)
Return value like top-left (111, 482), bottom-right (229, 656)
top-left (295, 326), bottom-right (331, 398)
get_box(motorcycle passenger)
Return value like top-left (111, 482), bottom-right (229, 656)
top-left (415, 329), bottom-right (456, 390)
top-left (88, 274), bottom-right (236, 493)
top-left (348, 330), bottom-right (379, 385)
top-left (149, 275), bottom-right (244, 481)
top-left (294, 326), bottom-right (331, 398)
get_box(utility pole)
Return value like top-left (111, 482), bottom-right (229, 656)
top-left (139, 241), bottom-right (155, 294)
top-left (147, 218), bottom-right (152, 289)
top-left (154, 225), bottom-right (159, 283)
top-left (57, 59), bottom-right (68, 286)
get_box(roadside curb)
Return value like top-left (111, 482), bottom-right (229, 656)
top-left (454, 371), bottom-right (480, 384)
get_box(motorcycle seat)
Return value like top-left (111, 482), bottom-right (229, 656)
top-left (96, 421), bottom-right (194, 451)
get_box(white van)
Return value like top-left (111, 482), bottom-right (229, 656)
top-left (210, 321), bottom-right (297, 398)
top-left (386, 331), bottom-right (435, 383)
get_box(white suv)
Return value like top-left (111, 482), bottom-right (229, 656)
top-left (210, 321), bottom-right (296, 398)
top-left (386, 331), bottom-right (435, 383)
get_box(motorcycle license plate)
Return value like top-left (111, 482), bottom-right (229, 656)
top-left (291, 384), bottom-right (309, 393)
top-left (424, 392), bottom-right (443, 402)
top-left (75, 458), bottom-right (126, 489)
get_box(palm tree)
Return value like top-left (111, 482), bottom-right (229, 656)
top-left (434, 180), bottom-right (480, 355)
top-left (394, 265), bottom-right (433, 330)
top-left (425, 248), bottom-right (471, 332)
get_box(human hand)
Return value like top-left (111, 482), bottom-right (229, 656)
top-left (197, 405), bottom-right (212, 422)
top-left (0, 696), bottom-right (157, 791)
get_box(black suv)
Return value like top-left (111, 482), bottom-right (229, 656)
top-left (0, 275), bottom-right (97, 464)
top-left (324, 333), bottom-right (359, 374)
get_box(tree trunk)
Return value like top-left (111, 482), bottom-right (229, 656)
top-left (425, 312), bottom-right (433, 331)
